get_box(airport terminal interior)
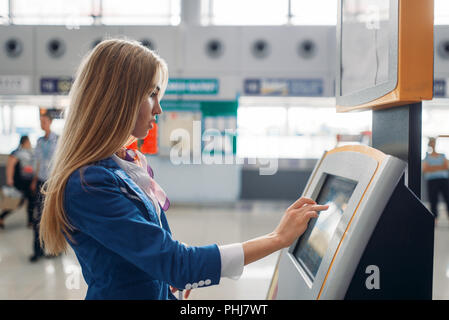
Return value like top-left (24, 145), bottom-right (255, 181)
top-left (1, 0), bottom-right (449, 300)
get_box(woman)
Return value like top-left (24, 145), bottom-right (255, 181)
top-left (39, 39), bottom-right (328, 300)
top-left (423, 137), bottom-right (449, 219)
top-left (0, 135), bottom-right (35, 229)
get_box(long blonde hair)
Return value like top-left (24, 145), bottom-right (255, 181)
top-left (40, 39), bottom-right (168, 255)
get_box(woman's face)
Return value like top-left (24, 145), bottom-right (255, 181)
top-left (131, 87), bottom-right (162, 139)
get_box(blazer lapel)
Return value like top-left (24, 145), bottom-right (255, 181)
top-left (112, 168), bottom-right (161, 226)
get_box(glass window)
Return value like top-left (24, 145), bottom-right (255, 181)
top-left (290, 0), bottom-right (337, 25)
top-left (237, 97), bottom-right (372, 159)
top-left (201, 0), bottom-right (213, 25)
top-left (11, 0), bottom-right (94, 25)
top-left (8, 0), bottom-right (180, 25)
top-left (0, 105), bottom-right (39, 154)
top-left (435, 0), bottom-right (449, 25)
top-left (102, 0), bottom-right (181, 25)
top-left (0, 0), bottom-right (8, 24)
top-left (422, 99), bottom-right (449, 158)
top-left (208, 0), bottom-right (288, 25)
top-left (0, 103), bottom-right (66, 154)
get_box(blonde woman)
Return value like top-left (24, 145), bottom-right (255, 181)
top-left (39, 39), bottom-right (328, 300)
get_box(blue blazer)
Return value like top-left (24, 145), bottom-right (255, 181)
top-left (64, 157), bottom-right (221, 300)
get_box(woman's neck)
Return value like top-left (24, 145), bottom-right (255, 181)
top-left (115, 147), bottom-right (127, 159)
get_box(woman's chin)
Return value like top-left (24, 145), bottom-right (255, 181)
top-left (133, 126), bottom-right (151, 139)
top-left (134, 132), bottom-right (147, 139)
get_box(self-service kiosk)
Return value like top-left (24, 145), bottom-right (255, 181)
top-left (271, 145), bottom-right (434, 300)
top-left (268, 0), bottom-right (435, 300)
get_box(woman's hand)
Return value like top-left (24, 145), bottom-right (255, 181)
top-left (242, 197), bottom-right (328, 266)
top-left (170, 286), bottom-right (192, 299)
top-left (273, 197), bottom-right (329, 248)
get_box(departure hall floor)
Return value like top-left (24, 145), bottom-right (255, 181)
top-left (0, 201), bottom-right (448, 300)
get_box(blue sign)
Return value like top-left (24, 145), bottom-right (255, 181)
top-left (244, 79), bottom-right (261, 95)
top-left (40, 77), bottom-right (73, 94)
top-left (289, 79), bottom-right (323, 96)
top-left (244, 78), bottom-right (324, 97)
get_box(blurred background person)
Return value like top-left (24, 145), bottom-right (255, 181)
top-left (0, 135), bottom-right (35, 229)
top-left (29, 112), bottom-right (59, 262)
top-left (423, 137), bottom-right (449, 221)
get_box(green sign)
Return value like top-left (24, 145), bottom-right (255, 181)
top-left (160, 100), bottom-right (202, 111)
top-left (166, 78), bottom-right (219, 95)
top-left (160, 100), bottom-right (237, 116)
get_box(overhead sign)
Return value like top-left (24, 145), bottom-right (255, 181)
top-left (244, 78), bottom-right (324, 97)
top-left (40, 77), bottom-right (73, 94)
top-left (0, 75), bottom-right (32, 94)
top-left (166, 78), bottom-right (219, 95)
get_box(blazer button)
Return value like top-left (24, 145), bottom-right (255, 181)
top-left (192, 283), bottom-right (198, 289)
top-left (185, 283), bottom-right (192, 290)
top-left (198, 280), bottom-right (205, 287)
top-left (205, 279), bottom-right (211, 286)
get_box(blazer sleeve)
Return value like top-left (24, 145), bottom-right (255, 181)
top-left (64, 165), bottom-right (221, 290)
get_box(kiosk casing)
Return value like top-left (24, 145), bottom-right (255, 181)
top-left (336, 0), bottom-right (433, 112)
top-left (275, 145), bottom-right (434, 300)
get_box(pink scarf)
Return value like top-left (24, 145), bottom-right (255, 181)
top-left (116, 147), bottom-right (170, 211)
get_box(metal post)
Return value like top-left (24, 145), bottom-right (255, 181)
top-left (8, 0), bottom-right (13, 24)
top-left (287, 0), bottom-right (292, 25)
top-left (372, 102), bottom-right (422, 198)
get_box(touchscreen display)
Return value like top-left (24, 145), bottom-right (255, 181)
top-left (293, 174), bottom-right (358, 281)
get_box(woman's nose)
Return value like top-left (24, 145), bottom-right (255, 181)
top-left (153, 100), bottom-right (162, 115)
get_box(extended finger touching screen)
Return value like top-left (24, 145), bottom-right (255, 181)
top-left (293, 174), bottom-right (358, 281)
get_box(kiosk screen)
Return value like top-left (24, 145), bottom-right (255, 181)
top-left (293, 174), bottom-right (358, 281)
top-left (341, 0), bottom-right (391, 96)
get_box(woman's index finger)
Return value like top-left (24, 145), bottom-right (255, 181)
top-left (290, 197), bottom-right (316, 210)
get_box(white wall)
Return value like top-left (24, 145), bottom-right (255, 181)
top-left (0, 24), bottom-right (336, 98)
top-left (145, 155), bottom-right (241, 203)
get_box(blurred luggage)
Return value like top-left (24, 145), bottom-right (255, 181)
top-left (0, 186), bottom-right (22, 210)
